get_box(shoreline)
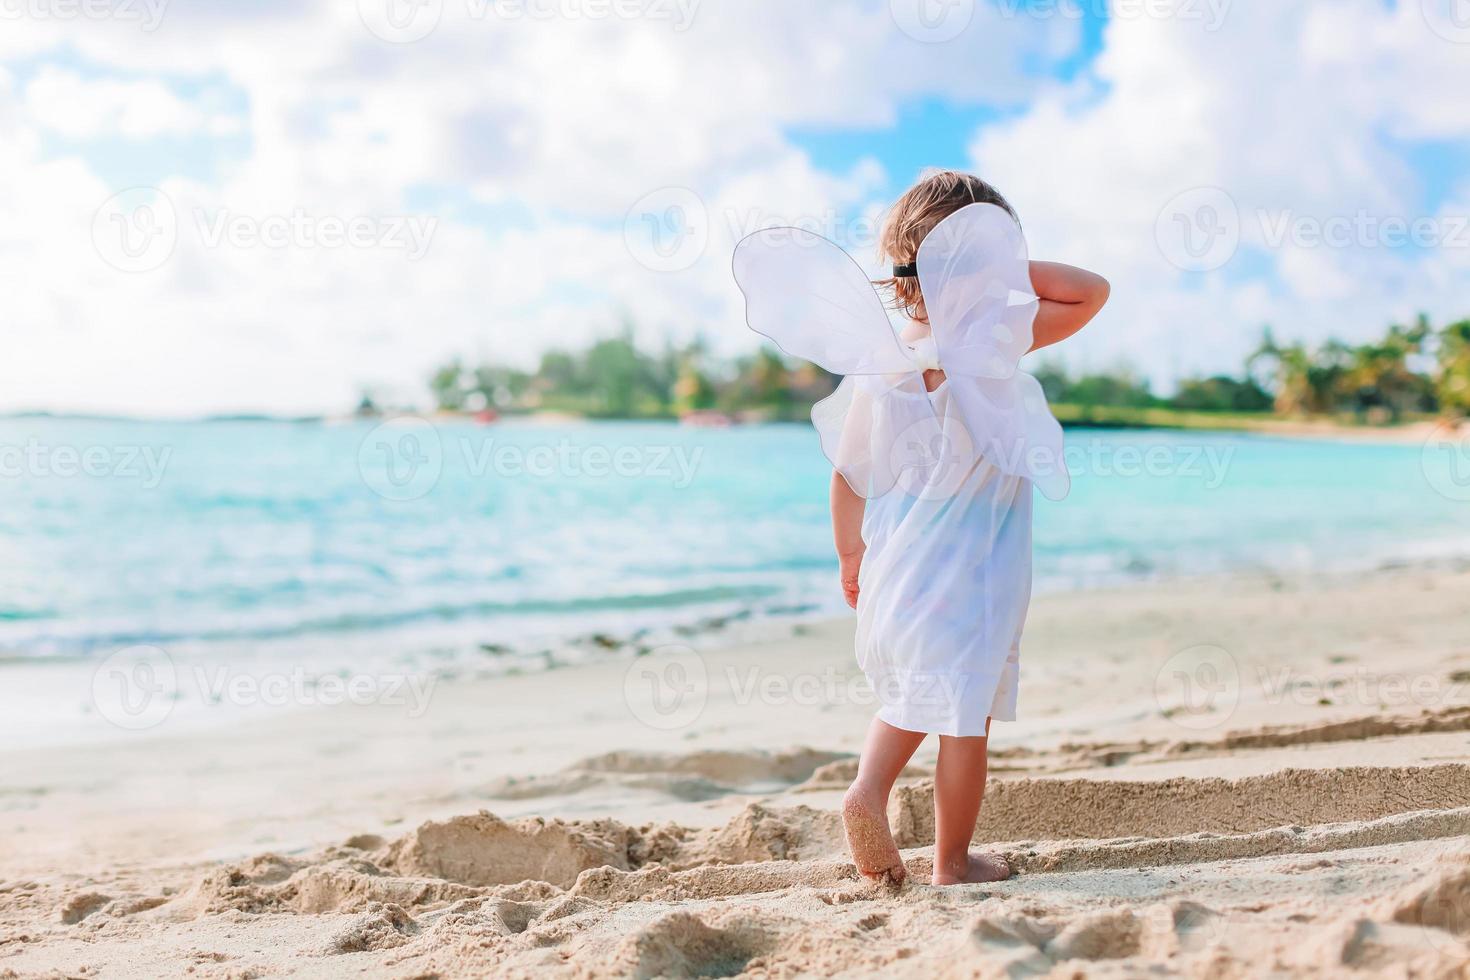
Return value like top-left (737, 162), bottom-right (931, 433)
top-left (9, 552), bottom-right (1470, 757)
top-left (4, 409), bottom-right (1463, 444)
top-left (7, 551), bottom-right (1470, 757)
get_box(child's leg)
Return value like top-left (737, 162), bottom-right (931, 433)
top-left (932, 720), bottom-right (1011, 885)
top-left (843, 717), bottom-right (926, 883)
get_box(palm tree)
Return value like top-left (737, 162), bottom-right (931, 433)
top-left (1340, 318), bottom-right (1432, 421)
top-left (1248, 328), bottom-right (1356, 416)
top-left (1434, 318), bottom-right (1470, 418)
top-left (429, 359), bottom-right (468, 412)
top-left (1249, 328), bottom-right (1314, 414)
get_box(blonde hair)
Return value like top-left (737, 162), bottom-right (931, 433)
top-left (877, 169), bottom-right (1017, 323)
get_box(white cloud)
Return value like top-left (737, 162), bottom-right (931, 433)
top-left (22, 67), bottom-right (219, 139)
top-left (971, 0), bottom-right (1470, 388)
top-left (1, 0), bottom-right (1466, 413)
top-left (0, 0), bottom-right (1082, 415)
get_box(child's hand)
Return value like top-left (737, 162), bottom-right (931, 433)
top-left (839, 547), bottom-right (864, 609)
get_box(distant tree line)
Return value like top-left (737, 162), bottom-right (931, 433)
top-left (424, 315), bottom-right (1470, 424)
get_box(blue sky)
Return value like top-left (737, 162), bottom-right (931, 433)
top-left (787, 2), bottom-right (1109, 197)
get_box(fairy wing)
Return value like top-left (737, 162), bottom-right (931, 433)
top-left (918, 204), bottom-right (1071, 500)
top-left (732, 227), bottom-right (914, 377)
top-left (918, 203), bottom-right (1038, 379)
top-left (733, 227), bottom-right (927, 498)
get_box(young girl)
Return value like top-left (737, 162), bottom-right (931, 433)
top-left (734, 170), bottom-right (1109, 886)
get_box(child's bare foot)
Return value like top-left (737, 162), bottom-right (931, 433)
top-left (931, 851), bottom-right (1010, 886)
top-left (842, 785), bottom-right (906, 885)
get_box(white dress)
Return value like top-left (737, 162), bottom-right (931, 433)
top-left (733, 204), bottom-right (1070, 737)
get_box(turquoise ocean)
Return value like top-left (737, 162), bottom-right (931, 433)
top-left (2, 416), bottom-right (1468, 684)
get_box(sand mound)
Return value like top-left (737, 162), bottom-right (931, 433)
top-left (370, 802), bottom-right (843, 896)
top-left (483, 747), bottom-right (853, 803)
top-left (178, 856), bottom-right (488, 917)
top-left (996, 705), bottom-right (1470, 775)
top-left (156, 801), bottom-right (846, 923)
top-left (57, 892), bottom-right (111, 925)
top-left (685, 802), bottom-right (844, 865)
top-left (381, 812), bottom-right (639, 888)
top-left (575, 747), bottom-right (849, 784)
top-left (796, 758), bottom-right (931, 789)
top-left (1170, 704), bottom-right (1470, 755)
top-left (603, 908), bottom-right (799, 979)
top-left (1012, 806), bottom-right (1470, 874)
top-left (891, 763), bottom-right (1470, 846)
top-left (1382, 854), bottom-right (1470, 939)
top-left (327, 902), bottom-right (419, 953)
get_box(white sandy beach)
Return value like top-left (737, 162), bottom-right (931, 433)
top-left (3, 564), bottom-right (1470, 977)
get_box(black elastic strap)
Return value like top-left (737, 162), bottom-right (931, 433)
top-left (892, 262), bottom-right (918, 277)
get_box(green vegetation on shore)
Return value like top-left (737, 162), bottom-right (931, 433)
top-left (420, 315), bottom-right (1470, 430)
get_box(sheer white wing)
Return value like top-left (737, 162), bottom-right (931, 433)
top-left (917, 204), bottom-right (1070, 500)
top-left (918, 203), bottom-right (1037, 380)
top-left (815, 374), bottom-right (939, 499)
top-left (732, 227), bottom-right (914, 377)
top-left (733, 226), bottom-right (925, 499)
top-left (947, 374), bottom-right (1071, 501)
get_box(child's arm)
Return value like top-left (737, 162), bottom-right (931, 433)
top-left (1028, 261), bottom-right (1110, 352)
top-left (831, 471), bottom-right (866, 609)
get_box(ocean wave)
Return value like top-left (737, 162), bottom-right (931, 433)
top-left (1, 584), bottom-right (785, 658)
